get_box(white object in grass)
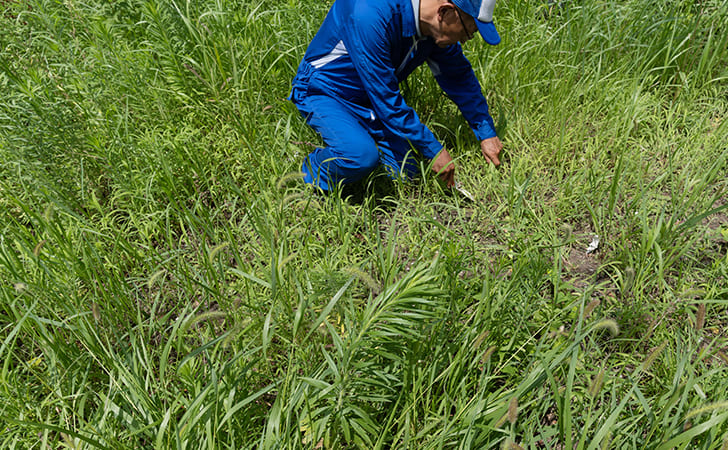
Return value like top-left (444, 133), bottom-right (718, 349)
top-left (454, 181), bottom-right (475, 201)
top-left (586, 235), bottom-right (600, 254)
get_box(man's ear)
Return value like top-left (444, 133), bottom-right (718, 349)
top-left (437, 3), bottom-right (456, 22)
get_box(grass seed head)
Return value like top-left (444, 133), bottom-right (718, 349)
top-left (282, 192), bottom-right (305, 205)
top-left (559, 223), bottom-right (573, 242)
top-left (502, 440), bottom-right (524, 450)
top-left (92, 302), bottom-right (100, 322)
top-left (640, 341), bottom-right (668, 374)
top-left (278, 253), bottom-right (297, 270)
top-left (584, 298), bottom-right (601, 319)
top-left (717, 351), bottom-right (728, 365)
top-left (623, 267), bottom-right (635, 292)
top-left (508, 396), bottom-right (519, 425)
top-left (685, 400), bottom-right (728, 421)
top-left (148, 270), bottom-right (166, 289)
top-left (33, 239), bottom-right (46, 256)
top-left (695, 303), bottom-right (706, 331)
top-left (481, 345), bottom-right (497, 365)
top-left (208, 242), bottom-right (229, 264)
top-left (473, 329), bottom-right (490, 349)
top-left (43, 203), bottom-right (54, 222)
top-left (276, 171), bottom-right (305, 190)
top-left (342, 267), bottom-right (380, 293)
top-left (588, 366), bottom-right (606, 397)
top-left (594, 319), bottom-right (619, 337)
top-left (184, 311), bottom-right (228, 332)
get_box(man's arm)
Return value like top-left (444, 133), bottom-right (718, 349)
top-left (342, 2), bottom-right (445, 160)
top-left (428, 44), bottom-right (502, 165)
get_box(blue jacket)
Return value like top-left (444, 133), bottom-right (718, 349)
top-left (290, 0), bottom-right (497, 160)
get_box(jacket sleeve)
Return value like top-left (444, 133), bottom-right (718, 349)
top-left (343, 4), bottom-right (444, 160)
top-left (428, 45), bottom-right (497, 141)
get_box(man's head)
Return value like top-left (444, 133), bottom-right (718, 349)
top-left (449, 0), bottom-right (499, 45)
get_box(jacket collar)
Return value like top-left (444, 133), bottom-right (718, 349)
top-left (409, 0), bottom-right (422, 38)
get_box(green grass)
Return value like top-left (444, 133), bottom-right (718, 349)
top-left (1, 0), bottom-right (727, 448)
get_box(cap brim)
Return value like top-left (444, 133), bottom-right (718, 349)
top-left (476, 21), bottom-right (500, 45)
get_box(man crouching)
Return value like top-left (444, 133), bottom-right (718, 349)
top-left (290, 0), bottom-right (504, 191)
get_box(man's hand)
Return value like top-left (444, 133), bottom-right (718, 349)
top-left (481, 137), bottom-right (503, 166)
top-left (432, 148), bottom-right (455, 188)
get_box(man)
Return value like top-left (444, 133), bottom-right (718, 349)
top-left (289, 0), bottom-right (503, 191)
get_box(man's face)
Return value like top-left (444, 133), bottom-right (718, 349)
top-left (435, 4), bottom-right (478, 47)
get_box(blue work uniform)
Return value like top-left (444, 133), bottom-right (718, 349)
top-left (290, 0), bottom-right (497, 190)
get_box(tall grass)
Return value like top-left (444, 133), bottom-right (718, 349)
top-left (1, 0), bottom-right (727, 447)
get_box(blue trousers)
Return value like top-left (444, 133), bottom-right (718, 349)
top-left (293, 94), bottom-right (419, 191)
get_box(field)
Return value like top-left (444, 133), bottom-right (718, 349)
top-left (1, 0), bottom-right (727, 448)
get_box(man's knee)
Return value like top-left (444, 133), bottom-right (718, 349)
top-left (352, 143), bottom-right (380, 173)
top-left (325, 139), bottom-right (378, 176)
top-left (306, 142), bottom-right (379, 188)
